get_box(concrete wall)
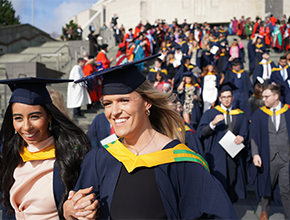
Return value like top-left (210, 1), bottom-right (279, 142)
top-left (0, 24), bottom-right (54, 55)
top-left (68, 40), bottom-right (90, 62)
top-left (90, 0), bottom-right (267, 29)
top-left (5, 62), bottom-right (63, 79)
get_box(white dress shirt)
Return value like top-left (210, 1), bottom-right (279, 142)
top-left (270, 101), bottom-right (282, 131)
top-left (210, 104), bottom-right (232, 130)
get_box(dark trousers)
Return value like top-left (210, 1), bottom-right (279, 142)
top-left (73, 107), bottom-right (81, 116)
top-left (226, 154), bottom-right (238, 203)
top-left (261, 155), bottom-right (290, 219)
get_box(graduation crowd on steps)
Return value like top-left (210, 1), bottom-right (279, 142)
top-left (1, 15), bottom-right (290, 220)
top-left (64, 15), bottom-right (290, 220)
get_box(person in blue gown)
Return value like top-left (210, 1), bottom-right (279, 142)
top-left (197, 82), bottom-right (249, 203)
top-left (63, 54), bottom-right (238, 219)
top-left (249, 84), bottom-right (290, 220)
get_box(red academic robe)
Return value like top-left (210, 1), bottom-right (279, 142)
top-left (83, 64), bottom-right (102, 102)
top-left (96, 51), bottom-right (110, 69)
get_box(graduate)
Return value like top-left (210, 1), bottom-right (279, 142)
top-left (248, 34), bottom-right (265, 74)
top-left (175, 35), bottom-right (189, 55)
top-left (96, 44), bottom-right (115, 69)
top-left (250, 84), bottom-right (290, 220)
top-left (270, 56), bottom-right (290, 103)
top-left (148, 57), bottom-right (168, 83)
top-left (63, 54), bottom-right (238, 219)
top-left (0, 78), bottom-right (95, 219)
top-left (224, 59), bottom-right (253, 120)
top-left (248, 77), bottom-right (264, 114)
top-left (197, 82), bottom-right (248, 203)
top-left (183, 55), bottom-right (196, 71)
top-left (252, 50), bottom-right (276, 85)
top-left (177, 71), bottom-right (202, 129)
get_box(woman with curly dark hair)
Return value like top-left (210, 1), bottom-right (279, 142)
top-left (0, 78), bottom-right (96, 219)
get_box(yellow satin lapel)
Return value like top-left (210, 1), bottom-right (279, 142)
top-left (20, 144), bottom-right (55, 162)
top-left (103, 140), bottom-right (209, 173)
top-left (232, 69), bottom-right (244, 74)
top-left (259, 61), bottom-right (272, 65)
top-left (260, 104), bottom-right (290, 116)
top-left (214, 105), bottom-right (244, 115)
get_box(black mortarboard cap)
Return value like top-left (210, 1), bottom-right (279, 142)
top-left (0, 77), bottom-right (73, 105)
top-left (263, 50), bottom-right (270, 54)
top-left (183, 55), bottom-right (191, 60)
top-left (182, 71), bottom-right (193, 77)
top-left (167, 50), bottom-right (175, 55)
top-left (75, 54), bottom-right (161, 95)
top-left (219, 81), bottom-right (238, 93)
top-left (101, 44), bottom-right (108, 49)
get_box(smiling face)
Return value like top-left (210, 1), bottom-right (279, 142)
top-left (102, 91), bottom-right (151, 139)
top-left (12, 103), bottom-right (52, 145)
top-left (219, 91), bottom-right (234, 108)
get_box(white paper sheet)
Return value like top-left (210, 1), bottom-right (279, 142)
top-left (210, 45), bottom-right (219, 55)
top-left (218, 130), bottom-right (245, 158)
top-left (100, 134), bottom-right (118, 146)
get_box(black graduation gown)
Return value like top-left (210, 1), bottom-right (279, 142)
top-left (74, 141), bottom-right (238, 219)
top-left (247, 41), bottom-right (265, 74)
top-left (270, 67), bottom-right (290, 103)
top-left (249, 107), bottom-right (290, 203)
top-left (197, 107), bottom-right (248, 200)
top-left (252, 61), bottom-right (276, 86)
top-left (87, 113), bottom-right (111, 149)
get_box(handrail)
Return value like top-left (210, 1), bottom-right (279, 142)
top-left (28, 44), bottom-right (71, 62)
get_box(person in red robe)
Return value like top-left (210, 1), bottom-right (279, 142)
top-left (83, 59), bottom-right (102, 106)
top-left (123, 28), bottom-right (134, 56)
top-left (96, 44), bottom-right (115, 69)
top-left (134, 21), bottom-right (143, 38)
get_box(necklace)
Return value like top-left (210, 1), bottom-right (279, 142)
top-left (123, 131), bottom-right (157, 156)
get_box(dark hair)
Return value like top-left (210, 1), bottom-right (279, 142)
top-left (263, 84), bottom-right (281, 98)
top-left (155, 71), bottom-right (164, 82)
top-left (280, 55), bottom-right (287, 60)
top-left (77, 57), bottom-right (84, 63)
top-left (0, 103), bottom-right (91, 218)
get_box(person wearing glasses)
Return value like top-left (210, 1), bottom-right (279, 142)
top-left (250, 84), bottom-right (290, 220)
top-left (197, 81), bottom-right (248, 203)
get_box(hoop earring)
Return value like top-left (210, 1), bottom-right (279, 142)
top-left (49, 122), bottom-right (52, 131)
top-left (145, 109), bottom-right (150, 116)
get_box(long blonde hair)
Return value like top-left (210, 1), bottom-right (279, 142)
top-left (135, 80), bottom-right (185, 143)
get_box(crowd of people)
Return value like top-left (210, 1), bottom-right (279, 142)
top-left (66, 14), bottom-right (290, 220)
top-left (1, 14), bottom-right (290, 220)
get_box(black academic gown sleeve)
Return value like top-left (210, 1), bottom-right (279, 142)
top-left (184, 123), bottom-right (204, 157)
top-left (87, 113), bottom-right (111, 148)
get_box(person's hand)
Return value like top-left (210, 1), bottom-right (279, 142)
top-left (212, 114), bottom-right (224, 126)
top-left (234, 135), bottom-right (244, 145)
top-left (229, 56), bottom-right (235, 61)
top-left (193, 95), bottom-right (198, 100)
top-left (153, 81), bottom-right (159, 88)
top-left (253, 155), bottom-right (262, 167)
top-left (182, 76), bottom-right (186, 82)
top-left (110, 57), bottom-right (115, 62)
top-left (63, 187), bottom-right (99, 220)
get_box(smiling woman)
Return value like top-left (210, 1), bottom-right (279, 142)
top-left (63, 54), bottom-right (238, 219)
top-left (0, 78), bottom-right (97, 219)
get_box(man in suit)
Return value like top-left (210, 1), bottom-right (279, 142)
top-left (197, 82), bottom-right (248, 203)
top-left (250, 84), bottom-right (290, 220)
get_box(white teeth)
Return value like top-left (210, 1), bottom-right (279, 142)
top-left (24, 133), bottom-right (36, 137)
top-left (115, 118), bottom-right (128, 124)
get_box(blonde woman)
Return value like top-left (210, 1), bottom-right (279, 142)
top-left (63, 55), bottom-right (238, 220)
